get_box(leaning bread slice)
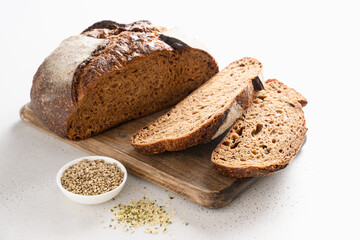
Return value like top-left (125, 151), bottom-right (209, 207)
top-left (212, 79), bottom-right (307, 178)
top-left (131, 57), bottom-right (263, 154)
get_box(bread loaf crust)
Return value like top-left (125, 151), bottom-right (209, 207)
top-left (30, 20), bottom-right (218, 139)
top-left (30, 35), bottom-right (106, 137)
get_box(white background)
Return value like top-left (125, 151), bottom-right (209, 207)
top-left (1, 0), bottom-right (359, 239)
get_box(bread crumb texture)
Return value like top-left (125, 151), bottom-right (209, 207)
top-left (212, 79), bottom-right (307, 178)
top-left (30, 20), bottom-right (218, 140)
top-left (131, 57), bottom-right (262, 154)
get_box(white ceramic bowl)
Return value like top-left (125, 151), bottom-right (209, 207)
top-left (56, 156), bottom-right (127, 204)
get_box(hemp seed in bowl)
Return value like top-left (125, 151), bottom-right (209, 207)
top-left (56, 156), bottom-right (128, 204)
top-left (61, 159), bottom-right (124, 195)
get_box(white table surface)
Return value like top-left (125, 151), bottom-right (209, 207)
top-left (1, 0), bottom-right (359, 239)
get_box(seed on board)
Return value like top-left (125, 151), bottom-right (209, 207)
top-left (61, 159), bottom-right (124, 195)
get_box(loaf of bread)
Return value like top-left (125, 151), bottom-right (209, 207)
top-left (131, 57), bottom-right (264, 154)
top-left (212, 79), bottom-right (307, 178)
top-left (30, 20), bottom-right (218, 140)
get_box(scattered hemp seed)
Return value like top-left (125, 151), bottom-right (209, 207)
top-left (61, 159), bottom-right (124, 195)
top-left (109, 199), bottom-right (176, 234)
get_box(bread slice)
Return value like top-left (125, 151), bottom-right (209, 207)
top-left (212, 79), bottom-right (307, 178)
top-left (131, 57), bottom-right (263, 154)
top-left (30, 20), bottom-right (218, 140)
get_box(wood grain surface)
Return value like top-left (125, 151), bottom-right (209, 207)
top-left (20, 103), bottom-right (258, 208)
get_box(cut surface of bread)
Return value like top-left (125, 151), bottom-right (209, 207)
top-left (68, 48), bottom-right (217, 140)
top-left (131, 57), bottom-right (263, 154)
top-left (212, 79), bottom-right (307, 178)
top-left (30, 20), bottom-right (218, 140)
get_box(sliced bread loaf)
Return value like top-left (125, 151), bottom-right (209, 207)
top-left (212, 79), bottom-right (307, 178)
top-left (131, 57), bottom-right (263, 154)
top-left (30, 20), bottom-right (218, 140)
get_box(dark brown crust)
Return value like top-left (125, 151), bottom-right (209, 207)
top-left (81, 20), bottom-right (166, 39)
top-left (159, 34), bottom-right (189, 51)
top-left (81, 20), bottom-right (126, 33)
top-left (30, 20), bottom-right (218, 140)
top-left (252, 76), bottom-right (264, 90)
top-left (211, 79), bottom-right (307, 178)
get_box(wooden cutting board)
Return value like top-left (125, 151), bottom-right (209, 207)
top-left (20, 103), bottom-right (257, 208)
